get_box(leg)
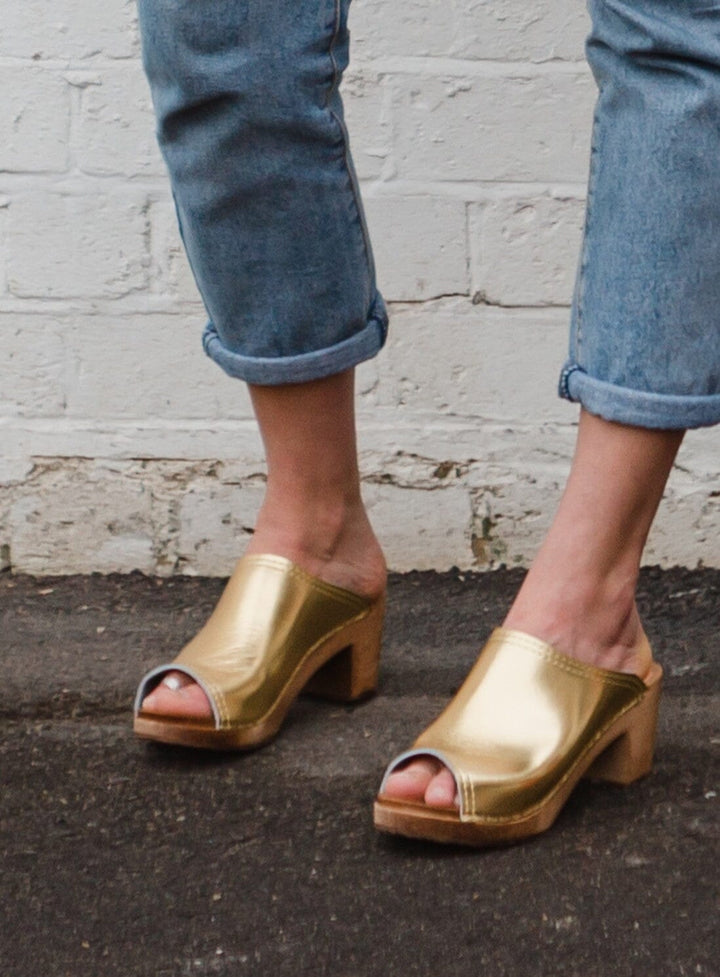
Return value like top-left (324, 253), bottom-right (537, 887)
top-left (137, 0), bottom-right (387, 383)
top-left (384, 410), bottom-right (682, 807)
top-left (142, 370), bottom-right (386, 718)
top-left (382, 0), bottom-right (720, 815)
top-left (245, 371), bottom-right (385, 598)
top-left (135, 0), bottom-right (387, 725)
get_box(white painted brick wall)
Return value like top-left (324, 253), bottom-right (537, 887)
top-left (0, 67), bottom-right (70, 172)
top-left (1, 0), bottom-right (718, 575)
top-left (7, 190), bottom-right (150, 298)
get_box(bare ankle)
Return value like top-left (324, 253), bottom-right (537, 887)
top-left (248, 495), bottom-right (386, 598)
top-left (504, 567), bottom-right (652, 677)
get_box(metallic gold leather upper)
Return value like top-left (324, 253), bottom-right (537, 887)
top-left (381, 628), bottom-right (650, 823)
top-left (135, 554), bottom-right (374, 729)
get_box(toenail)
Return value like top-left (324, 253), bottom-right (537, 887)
top-left (163, 675), bottom-right (183, 692)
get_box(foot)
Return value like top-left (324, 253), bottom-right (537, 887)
top-left (382, 589), bottom-right (654, 811)
top-left (381, 756), bottom-right (460, 808)
top-left (383, 411), bottom-right (677, 812)
top-left (140, 502), bottom-right (386, 721)
top-left (140, 670), bottom-right (215, 720)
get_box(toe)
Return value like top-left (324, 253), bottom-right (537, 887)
top-left (424, 766), bottom-right (459, 809)
top-left (382, 757), bottom-right (441, 803)
top-left (141, 671), bottom-right (213, 720)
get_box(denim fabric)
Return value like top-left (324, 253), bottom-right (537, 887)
top-left (140, 0), bottom-right (720, 425)
top-left (137, 0), bottom-right (387, 385)
top-left (561, 0), bottom-right (720, 429)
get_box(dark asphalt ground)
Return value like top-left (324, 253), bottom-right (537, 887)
top-left (0, 567), bottom-right (718, 977)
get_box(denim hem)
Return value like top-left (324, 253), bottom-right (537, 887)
top-left (202, 302), bottom-right (388, 386)
top-left (559, 362), bottom-right (720, 430)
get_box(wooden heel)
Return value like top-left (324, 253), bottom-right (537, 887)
top-left (305, 596), bottom-right (384, 702)
top-left (586, 666), bottom-right (662, 785)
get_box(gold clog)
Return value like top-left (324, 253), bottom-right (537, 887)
top-left (134, 554), bottom-right (384, 750)
top-left (374, 627), bottom-right (662, 846)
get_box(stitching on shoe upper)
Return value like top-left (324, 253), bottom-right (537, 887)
top-left (244, 554), bottom-right (374, 608)
top-left (492, 630), bottom-right (648, 692)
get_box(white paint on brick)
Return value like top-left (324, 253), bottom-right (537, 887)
top-left (471, 194), bottom-right (585, 306)
top-left (1, 1), bottom-right (717, 575)
top-left (75, 66), bottom-right (164, 177)
top-left (451, 0), bottom-right (589, 63)
top-left (2, 425), bottom-right (715, 575)
top-left (0, 315), bottom-right (67, 417)
top-left (63, 314), bottom-right (253, 420)
top-left (644, 465), bottom-right (720, 569)
top-left (350, 0), bottom-right (588, 63)
top-left (148, 200), bottom-right (205, 306)
top-left (0, 202), bottom-right (8, 296)
top-left (0, 68), bottom-right (70, 173)
top-left (392, 71), bottom-right (596, 183)
top-left (0, 0), bottom-right (138, 61)
top-left (6, 190), bottom-right (149, 299)
top-left (6, 461), bottom-right (156, 575)
top-left (364, 479), bottom-right (474, 572)
top-left (370, 301), bottom-right (569, 421)
top-left (342, 70), bottom-right (393, 181)
top-left (364, 196), bottom-right (469, 301)
top-left (176, 472), bottom-right (266, 576)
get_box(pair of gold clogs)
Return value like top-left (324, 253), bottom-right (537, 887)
top-left (134, 554), bottom-right (662, 847)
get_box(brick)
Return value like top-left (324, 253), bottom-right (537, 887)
top-left (176, 472), bottom-right (265, 576)
top-left (8, 461), bottom-right (157, 575)
top-left (364, 196), bottom-right (469, 301)
top-left (75, 66), bottom-right (165, 177)
top-left (392, 70), bottom-right (595, 183)
top-left (646, 479), bottom-right (720, 569)
top-left (342, 70), bottom-right (392, 181)
top-left (472, 195), bottom-right (585, 306)
top-left (0, 199), bottom-right (8, 295)
top-left (0, 315), bottom-right (67, 417)
top-left (350, 0), bottom-right (456, 60)
top-left (677, 429), bottom-right (720, 482)
top-left (0, 68), bottom-right (69, 173)
top-left (469, 475), bottom-right (557, 568)
top-left (363, 479), bottom-right (473, 571)
top-left (452, 0), bottom-right (589, 63)
top-left (0, 0), bottom-right (137, 60)
top-left (350, 0), bottom-right (588, 63)
top-left (2, 1), bottom-right (718, 577)
top-left (3, 432), bottom-right (719, 574)
top-left (148, 199), bottom-right (205, 306)
top-left (373, 302), bottom-right (570, 423)
top-left (6, 191), bottom-right (149, 299)
top-left (63, 315), bottom-right (253, 421)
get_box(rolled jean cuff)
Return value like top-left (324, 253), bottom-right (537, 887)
top-left (559, 363), bottom-right (720, 430)
top-left (202, 295), bottom-right (388, 386)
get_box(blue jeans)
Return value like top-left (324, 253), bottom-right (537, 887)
top-left (138, 0), bottom-right (387, 385)
top-left (561, 0), bottom-right (720, 429)
top-left (139, 0), bottom-right (720, 429)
